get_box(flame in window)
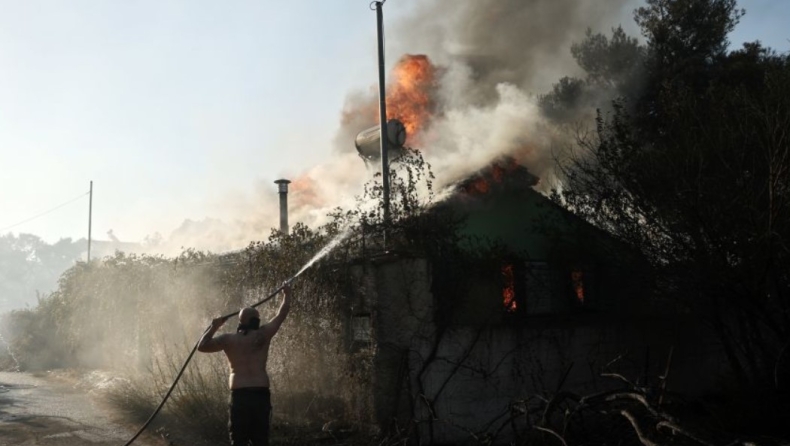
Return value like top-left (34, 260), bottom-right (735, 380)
top-left (502, 264), bottom-right (517, 312)
top-left (571, 270), bottom-right (584, 303)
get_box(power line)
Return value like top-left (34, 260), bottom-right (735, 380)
top-left (0, 191), bottom-right (90, 234)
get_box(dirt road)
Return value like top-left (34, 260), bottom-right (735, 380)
top-left (0, 371), bottom-right (160, 446)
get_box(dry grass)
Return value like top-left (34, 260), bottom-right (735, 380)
top-left (163, 353), bottom-right (229, 442)
top-left (104, 344), bottom-right (385, 445)
top-left (105, 373), bottom-right (160, 425)
top-left (105, 346), bottom-right (229, 443)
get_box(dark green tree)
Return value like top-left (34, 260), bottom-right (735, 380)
top-left (554, 0), bottom-right (790, 392)
top-left (540, 26), bottom-right (646, 122)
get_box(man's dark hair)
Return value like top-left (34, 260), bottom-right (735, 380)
top-left (237, 317), bottom-right (261, 335)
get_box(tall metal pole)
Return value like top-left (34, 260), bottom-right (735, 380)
top-left (87, 180), bottom-right (93, 262)
top-left (376, 1), bottom-right (391, 229)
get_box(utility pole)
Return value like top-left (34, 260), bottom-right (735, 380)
top-left (375, 1), bottom-right (391, 233)
top-left (87, 180), bottom-right (93, 262)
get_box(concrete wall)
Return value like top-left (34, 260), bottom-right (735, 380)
top-left (408, 322), bottom-right (726, 444)
top-left (350, 255), bottom-right (435, 430)
top-left (353, 255), bottom-right (730, 445)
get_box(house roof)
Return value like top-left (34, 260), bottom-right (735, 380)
top-left (435, 157), bottom-right (621, 261)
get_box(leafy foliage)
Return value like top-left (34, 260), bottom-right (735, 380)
top-left (0, 233), bottom-right (85, 313)
top-left (0, 148), bottom-right (476, 437)
top-left (540, 26), bottom-right (646, 123)
top-left (554, 0), bottom-right (790, 391)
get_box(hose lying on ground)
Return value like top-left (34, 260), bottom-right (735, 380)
top-left (123, 279), bottom-right (292, 446)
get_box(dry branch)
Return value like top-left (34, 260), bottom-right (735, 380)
top-left (534, 426), bottom-right (570, 446)
top-left (620, 409), bottom-right (659, 446)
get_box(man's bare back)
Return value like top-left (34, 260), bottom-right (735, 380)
top-left (214, 324), bottom-right (273, 388)
top-left (197, 284), bottom-right (291, 445)
top-left (197, 284), bottom-right (291, 389)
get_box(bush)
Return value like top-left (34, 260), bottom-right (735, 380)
top-left (2, 149), bottom-right (444, 441)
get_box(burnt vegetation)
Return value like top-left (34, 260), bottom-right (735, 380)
top-left (1, 0), bottom-right (789, 445)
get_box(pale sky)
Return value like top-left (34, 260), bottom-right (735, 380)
top-left (1, 0), bottom-right (787, 247)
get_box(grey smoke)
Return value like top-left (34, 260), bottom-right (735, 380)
top-left (390, 0), bottom-right (636, 103)
top-left (328, 0), bottom-right (639, 189)
top-left (275, 0), bottom-right (642, 240)
top-left (147, 0), bottom-right (642, 253)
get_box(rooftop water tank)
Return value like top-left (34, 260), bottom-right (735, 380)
top-left (355, 119), bottom-right (407, 161)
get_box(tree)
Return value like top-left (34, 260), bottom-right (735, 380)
top-left (633, 0), bottom-right (744, 136)
top-left (554, 0), bottom-right (790, 390)
top-left (540, 26), bottom-right (645, 123)
top-left (0, 233), bottom-right (83, 313)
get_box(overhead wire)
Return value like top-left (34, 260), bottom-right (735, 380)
top-left (0, 191), bottom-right (90, 233)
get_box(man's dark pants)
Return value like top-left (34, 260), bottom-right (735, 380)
top-left (229, 387), bottom-right (271, 446)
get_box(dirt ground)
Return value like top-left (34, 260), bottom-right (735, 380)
top-left (0, 371), bottom-right (164, 446)
top-left (0, 370), bottom-right (370, 446)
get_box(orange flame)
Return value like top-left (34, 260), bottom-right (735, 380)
top-left (571, 270), bottom-right (584, 303)
top-left (289, 175), bottom-right (322, 207)
top-left (467, 178), bottom-right (490, 194)
top-left (464, 158), bottom-right (524, 195)
top-left (502, 264), bottom-right (517, 312)
top-left (491, 158), bottom-right (520, 182)
top-left (382, 54), bottom-right (436, 141)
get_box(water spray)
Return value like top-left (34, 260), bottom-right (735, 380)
top-left (123, 228), bottom-right (351, 445)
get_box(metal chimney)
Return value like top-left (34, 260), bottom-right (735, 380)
top-left (274, 179), bottom-right (291, 235)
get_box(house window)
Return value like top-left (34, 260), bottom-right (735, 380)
top-left (571, 270), bottom-right (584, 303)
top-left (524, 262), bottom-right (557, 314)
top-left (569, 266), bottom-right (595, 308)
top-left (502, 264), bottom-right (518, 313)
top-left (499, 262), bottom-right (596, 316)
top-left (351, 314), bottom-right (372, 342)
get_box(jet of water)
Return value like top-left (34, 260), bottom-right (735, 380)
top-left (290, 225), bottom-right (354, 282)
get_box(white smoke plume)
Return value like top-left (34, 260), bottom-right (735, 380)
top-left (327, 0), bottom-right (635, 194)
top-left (145, 0), bottom-right (636, 254)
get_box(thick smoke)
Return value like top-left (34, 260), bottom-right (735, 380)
top-left (328, 0), bottom-right (635, 190)
top-left (391, 0), bottom-right (634, 101)
top-left (142, 0), bottom-right (636, 254)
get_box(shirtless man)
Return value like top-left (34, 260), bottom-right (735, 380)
top-left (197, 283), bottom-right (291, 446)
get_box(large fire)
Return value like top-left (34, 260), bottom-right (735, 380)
top-left (292, 55), bottom-right (436, 212)
top-left (382, 54), bottom-right (436, 141)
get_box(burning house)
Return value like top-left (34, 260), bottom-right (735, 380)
top-left (321, 53), bottom-right (725, 441)
top-left (343, 158), bottom-right (728, 444)
top-left (259, 50), bottom-right (729, 443)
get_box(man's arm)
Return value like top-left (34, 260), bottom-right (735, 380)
top-left (197, 317), bottom-right (229, 353)
top-left (259, 283), bottom-right (291, 341)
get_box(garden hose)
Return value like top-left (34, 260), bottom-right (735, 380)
top-left (122, 278), bottom-right (293, 446)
